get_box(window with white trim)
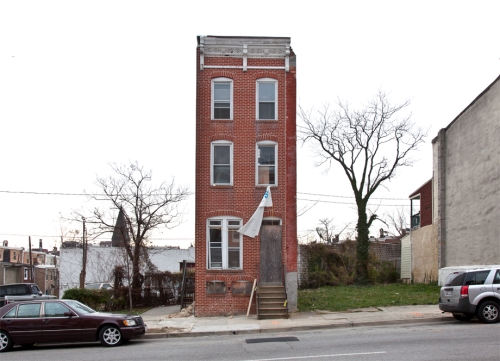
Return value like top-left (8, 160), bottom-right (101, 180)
top-left (212, 77), bottom-right (233, 120)
top-left (211, 141), bottom-right (233, 185)
top-left (256, 79), bottom-right (277, 120)
top-left (256, 141), bottom-right (277, 185)
top-left (207, 218), bottom-right (242, 269)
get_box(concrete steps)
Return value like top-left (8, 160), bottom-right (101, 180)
top-left (257, 283), bottom-right (288, 320)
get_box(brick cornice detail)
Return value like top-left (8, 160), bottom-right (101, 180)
top-left (205, 210), bottom-right (245, 218)
top-left (256, 134), bottom-right (279, 143)
top-left (263, 210), bottom-right (283, 219)
top-left (210, 71), bottom-right (236, 79)
top-left (210, 134), bottom-right (235, 142)
top-left (254, 72), bottom-right (279, 80)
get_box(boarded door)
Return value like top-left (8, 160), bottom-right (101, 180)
top-left (260, 225), bottom-right (282, 283)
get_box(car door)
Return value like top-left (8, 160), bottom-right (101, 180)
top-left (42, 302), bottom-right (82, 343)
top-left (464, 270), bottom-right (492, 303)
top-left (493, 269), bottom-right (500, 298)
top-left (4, 303), bottom-right (42, 345)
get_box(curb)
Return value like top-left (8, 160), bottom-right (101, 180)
top-left (141, 316), bottom-right (455, 339)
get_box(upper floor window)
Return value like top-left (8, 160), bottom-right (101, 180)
top-left (256, 141), bottom-right (277, 185)
top-left (211, 141), bottom-right (233, 185)
top-left (212, 78), bottom-right (233, 120)
top-left (207, 218), bottom-right (242, 269)
top-left (256, 79), bottom-right (277, 120)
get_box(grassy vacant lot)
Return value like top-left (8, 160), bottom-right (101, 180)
top-left (298, 283), bottom-right (440, 312)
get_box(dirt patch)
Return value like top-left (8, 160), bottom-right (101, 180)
top-left (147, 326), bottom-right (191, 334)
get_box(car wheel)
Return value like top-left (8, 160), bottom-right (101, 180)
top-left (0, 331), bottom-right (13, 353)
top-left (452, 313), bottom-right (474, 321)
top-left (99, 325), bottom-right (123, 347)
top-left (476, 301), bottom-right (499, 323)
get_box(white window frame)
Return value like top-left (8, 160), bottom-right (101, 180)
top-left (211, 77), bottom-right (233, 120)
top-left (211, 140), bottom-right (233, 186)
top-left (262, 217), bottom-right (282, 226)
top-left (256, 78), bottom-right (278, 120)
top-left (24, 267), bottom-right (29, 280)
top-left (256, 141), bottom-right (278, 186)
top-left (207, 217), bottom-right (243, 270)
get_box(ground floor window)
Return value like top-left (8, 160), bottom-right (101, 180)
top-left (208, 217), bottom-right (242, 269)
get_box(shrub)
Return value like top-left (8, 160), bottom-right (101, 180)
top-left (62, 288), bottom-right (113, 310)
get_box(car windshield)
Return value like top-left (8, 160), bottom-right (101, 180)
top-left (65, 300), bottom-right (96, 314)
top-left (85, 283), bottom-right (100, 289)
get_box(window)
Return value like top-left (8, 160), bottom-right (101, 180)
top-left (256, 142), bottom-right (277, 185)
top-left (212, 78), bottom-right (233, 120)
top-left (17, 303), bottom-right (41, 318)
top-left (24, 267), bottom-right (29, 280)
top-left (464, 271), bottom-right (490, 285)
top-left (257, 79), bottom-right (277, 120)
top-left (207, 218), bottom-right (242, 269)
top-left (211, 141), bottom-right (233, 185)
top-left (45, 302), bottom-right (70, 317)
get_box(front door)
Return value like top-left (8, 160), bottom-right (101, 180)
top-left (259, 225), bottom-right (282, 283)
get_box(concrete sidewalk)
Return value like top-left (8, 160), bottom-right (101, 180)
top-left (140, 305), bottom-right (455, 339)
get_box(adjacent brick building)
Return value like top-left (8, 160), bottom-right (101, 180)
top-left (195, 36), bottom-right (297, 316)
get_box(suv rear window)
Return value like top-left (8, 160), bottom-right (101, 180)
top-left (445, 273), bottom-right (466, 286)
top-left (464, 270), bottom-right (490, 285)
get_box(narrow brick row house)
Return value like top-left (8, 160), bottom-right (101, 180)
top-left (195, 36), bottom-right (297, 316)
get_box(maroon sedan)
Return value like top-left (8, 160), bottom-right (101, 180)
top-left (0, 299), bottom-right (146, 352)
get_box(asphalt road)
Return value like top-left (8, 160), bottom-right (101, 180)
top-left (4, 321), bottom-right (499, 361)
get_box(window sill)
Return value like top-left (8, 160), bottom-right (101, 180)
top-left (211, 119), bottom-right (233, 122)
top-left (206, 269), bottom-right (243, 273)
top-left (256, 119), bottom-right (278, 122)
top-left (211, 185), bottom-right (233, 189)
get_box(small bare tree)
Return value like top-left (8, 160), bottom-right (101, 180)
top-left (70, 161), bottom-right (190, 300)
top-left (300, 91), bottom-right (426, 281)
top-left (315, 218), bottom-right (349, 244)
top-left (384, 207), bottom-right (409, 239)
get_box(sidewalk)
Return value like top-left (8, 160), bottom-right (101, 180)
top-left (140, 304), bottom-right (454, 339)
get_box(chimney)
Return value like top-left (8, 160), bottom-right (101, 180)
top-left (39, 239), bottom-right (43, 251)
top-left (2, 240), bottom-right (7, 247)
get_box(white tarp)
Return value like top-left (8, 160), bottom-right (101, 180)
top-left (238, 186), bottom-right (273, 238)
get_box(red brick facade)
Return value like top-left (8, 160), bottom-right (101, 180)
top-left (409, 179), bottom-right (432, 228)
top-left (195, 36), bottom-right (297, 316)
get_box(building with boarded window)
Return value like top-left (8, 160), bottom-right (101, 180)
top-left (195, 36), bottom-right (297, 317)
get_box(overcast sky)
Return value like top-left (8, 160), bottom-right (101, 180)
top-left (1, 0), bottom-right (499, 250)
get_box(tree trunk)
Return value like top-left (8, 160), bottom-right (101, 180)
top-left (356, 203), bottom-right (370, 282)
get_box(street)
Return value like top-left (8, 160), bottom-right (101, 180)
top-left (3, 321), bottom-right (499, 361)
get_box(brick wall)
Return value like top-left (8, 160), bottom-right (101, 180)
top-left (195, 37), bottom-right (297, 316)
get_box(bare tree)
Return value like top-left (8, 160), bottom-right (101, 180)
top-left (315, 218), bottom-right (349, 244)
top-left (71, 161), bottom-right (190, 298)
top-left (299, 91), bottom-right (426, 281)
top-left (384, 207), bottom-right (409, 239)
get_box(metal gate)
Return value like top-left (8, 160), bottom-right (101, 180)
top-left (259, 225), bottom-right (282, 283)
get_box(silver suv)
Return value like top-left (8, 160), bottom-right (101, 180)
top-left (439, 268), bottom-right (500, 323)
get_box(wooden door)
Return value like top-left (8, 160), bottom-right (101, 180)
top-left (259, 225), bottom-right (282, 283)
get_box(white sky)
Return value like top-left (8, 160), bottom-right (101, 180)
top-left (1, 0), bottom-right (499, 250)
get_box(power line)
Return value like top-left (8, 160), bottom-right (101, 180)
top-left (1, 190), bottom-right (408, 201)
top-left (0, 233), bottom-right (194, 240)
top-left (0, 190), bottom-right (194, 196)
top-left (297, 198), bottom-right (408, 207)
top-left (297, 192), bottom-right (408, 201)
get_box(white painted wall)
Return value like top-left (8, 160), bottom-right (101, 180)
top-left (59, 246), bottom-right (195, 292)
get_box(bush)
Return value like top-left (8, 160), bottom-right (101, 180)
top-left (62, 288), bottom-right (113, 310)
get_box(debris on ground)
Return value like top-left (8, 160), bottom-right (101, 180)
top-left (146, 326), bottom-right (192, 334)
top-left (165, 302), bottom-right (195, 318)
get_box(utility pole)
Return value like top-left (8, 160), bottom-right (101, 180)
top-left (79, 217), bottom-right (87, 288)
top-left (29, 236), bottom-right (33, 282)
